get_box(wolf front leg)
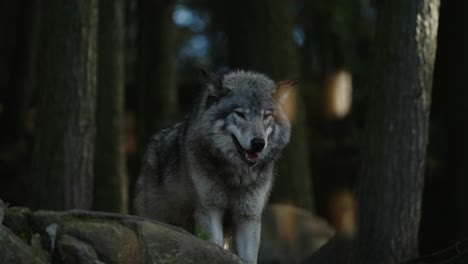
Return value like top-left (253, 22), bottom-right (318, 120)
top-left (194, 207), bottom-right (224, 247)
top-left (233, 217), bottom-right (261, 264)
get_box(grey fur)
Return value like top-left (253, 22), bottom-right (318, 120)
top-left (134, 70), bottom-right (293, 264)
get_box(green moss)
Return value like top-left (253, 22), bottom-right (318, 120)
top-left (62, 215), bottom-right (119, 225)
top-left (4, 207), bottom-right (33, 244)
top-left (194, 227), bottom-right (210, 241)
top-left (155, 253), bottom-right (197, 264)
top-left (19, 231), bottom-right (31, 242)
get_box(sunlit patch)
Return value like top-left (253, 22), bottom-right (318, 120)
top-left (324, 69), bottom-right (353, 120)
top-left (275, 81), bottom-right (297, 124)
top-left (273, 204), bottom-right (299, 245)
top-left (172, 4), bottom-right (208, 32)
top-left (327, 188), bottom-right (356, 237)
top-left (282, 88), bottom-right (297, 124)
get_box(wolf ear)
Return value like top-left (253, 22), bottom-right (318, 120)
top-left (201, 68), bottom-right (226, 97)
top-left (274, 80), bottom-right (297, 105)
top-left (201, 68), bottom-right (220, 83)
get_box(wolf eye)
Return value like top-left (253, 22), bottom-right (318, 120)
top-left (234, 111), bottom-right (245, 118)
top-left (263, 113), bottom-right (271, 120)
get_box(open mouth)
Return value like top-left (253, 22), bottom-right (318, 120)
top-left (231, 135), bottom-right (259, 166)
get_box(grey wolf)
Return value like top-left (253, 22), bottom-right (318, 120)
top-left (134, 69), bottom-right (293, 264)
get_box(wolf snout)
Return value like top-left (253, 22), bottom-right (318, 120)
top-left (251, 137), bottom-right (265, 152)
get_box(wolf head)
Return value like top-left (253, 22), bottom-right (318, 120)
top-left (192, 69), bottom-right (293, 169)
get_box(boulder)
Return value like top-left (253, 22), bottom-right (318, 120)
top-left (259, 204), bottom-right (335, 264)
top-left (0, 207), bottom-right (241, 264)
top-left (0, 225), bottom-right (45, 264)
top-left (0, 202), bottom-right (334, 264)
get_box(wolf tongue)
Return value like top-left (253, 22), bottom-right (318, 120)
top-left (245, 151), bottom-right (258, 160)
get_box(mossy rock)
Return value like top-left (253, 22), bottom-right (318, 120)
top-left (1, 207), bottom-right (242, 264)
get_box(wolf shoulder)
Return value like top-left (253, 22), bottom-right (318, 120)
top-left (133, 122), bottom-right (188, 212)
top-left (136, 123), bottom-right (185, 187)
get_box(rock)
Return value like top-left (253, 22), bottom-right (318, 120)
top-left (1, 208), bottom-right (242, 264)
top-left (4, 206), bottom-right (33, 243)
top-left (57, 235), bottom-right (101, 264)
top-left (30, 233), bottom-right (49, 263)
top-left (0, 202), bottom-right (337, 264)
top-left (125, 219), bottom-right (241, 264)
top-left (259, 204), bottom-right (335, 264)
top-left (64, 220), bottom-right (139, 263)
top-left (0, 225), bottom-right (45, 264)
top-left (300, 235), bottom-right (353, 264)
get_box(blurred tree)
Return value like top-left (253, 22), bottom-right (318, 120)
top-left (311, 1), bottom-right (440, 263)
top-left (132, 0), bottom-right (178, 209)
top-left (29, 0), bottom-right (98, 210)
top-left (137, 0), bottom-right (178, 146)
top-left (0, 2), bottom-right (32, 145)
top-left (93, 0), bottom-right (127, 213)
top-left (444, 0), bottom-right (468, 246)
top-left (352, 0), bottom-right (440, 263)
top-left (20, 0), bottom-right (42, 137)
top-left (420, 0), bottom-right (468, 253)
top-left (225, 0), bottom-right (314, 210)
top-left (299, 0), bottom-right (376, 224)
top-left (0, 0), bottom-right (41, 206)
top-left (300, 0), bottom-right (337, 81)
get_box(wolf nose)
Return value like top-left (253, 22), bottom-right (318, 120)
top-left (251, 138), bottom-right (265, 152)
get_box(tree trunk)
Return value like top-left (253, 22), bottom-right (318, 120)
top-left (422, 0), bottom-right (468, 251)
top-left (444, 0), bottom-right (468, 245)
top-left (131, 0), bottom-right (178, 210)
top-left (225, 0), bottom-right (314, 211)
top-left (0, 2), bottom-right (29, 144)
top-left (129, 0), bottom-right (178, 210)
top-left (136, 0), bottom-right (178, 145)
top-left (93, 0), bottom-right (127, 213)
top-left (29, 0), bottom-right (98, 210)
top-left (20, 0), bottom-right (42, 137)
top-left (0, 0), bottom-right (41, 206)
top-left (353, 1), bottom-right (440, 263)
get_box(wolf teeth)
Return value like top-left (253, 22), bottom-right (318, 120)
top-left (245, 151), bottom-right (258, 161)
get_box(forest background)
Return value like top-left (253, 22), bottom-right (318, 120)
top-left (0, 0), bottom-right (464, 262)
